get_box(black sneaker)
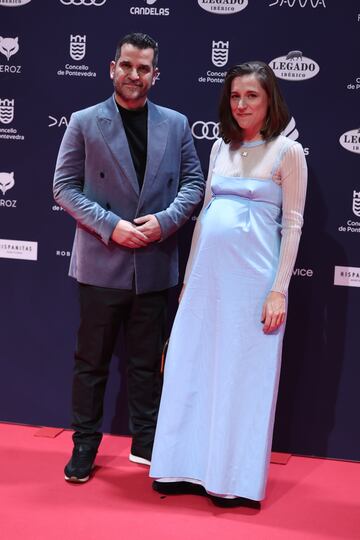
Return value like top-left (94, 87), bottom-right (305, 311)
top-left (64, 444), bottom-right (97, 483)
top-left (129, 444), bottom-right (152, 466)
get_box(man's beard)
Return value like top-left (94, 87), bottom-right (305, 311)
top-left (114, 80), bottom-right (148, 103)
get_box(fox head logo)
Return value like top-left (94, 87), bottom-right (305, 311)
top-left (0, 37), bottom-right (19, 61)
top-left (0, 172), bottom-right (15, 196)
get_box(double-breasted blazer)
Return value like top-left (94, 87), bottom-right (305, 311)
top-left (53, 96), bottom-right (205, 293)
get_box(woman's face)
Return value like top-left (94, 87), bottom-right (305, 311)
top-left (230, 74), bottom-right (269, 140)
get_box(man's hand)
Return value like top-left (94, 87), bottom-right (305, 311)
top-left (261, 291), bottom-right (286, 334)
top-left (111, 219), bottom-right (149, 248)
top-left (133, 214), bottom-right (162, 242)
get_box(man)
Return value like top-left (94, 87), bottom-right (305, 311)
top-left (53, 33), bottom-right (204, 483)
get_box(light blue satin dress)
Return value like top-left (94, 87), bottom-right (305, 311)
top-left (150, 141), bottom-right (285, 501)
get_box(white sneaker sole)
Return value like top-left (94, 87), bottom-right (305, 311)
top-left (64, 464), bottom-right (95, 483)
top-left (129, 453), bottom-right (151, 466)
top-left (64, 474), bottom-right (90, 483)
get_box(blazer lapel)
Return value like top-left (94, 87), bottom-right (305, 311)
top-left (96, 96), bottom-right (139, 196)
top-left (140, 101), bottom-right (169, 203)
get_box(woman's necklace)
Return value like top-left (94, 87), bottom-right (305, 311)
top-left (240, 151), bottom-right (248, 157)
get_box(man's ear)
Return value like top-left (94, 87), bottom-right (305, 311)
top-left (152, 68), bottom-right (160, 86)
top-left (110, 60), bottom-right (115, 80)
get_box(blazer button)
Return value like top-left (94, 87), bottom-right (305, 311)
top-left (106, 203), bottom-right (111, 210)
top-left (168, 178), bottom-right (173, 186)
top-left (100, 172), bottom-right (105, 178)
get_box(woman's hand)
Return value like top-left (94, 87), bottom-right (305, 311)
top-left (261, 291), bottom-right (286, 334)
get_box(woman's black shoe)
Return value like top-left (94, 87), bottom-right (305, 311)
top-left (152, 480), bottom-right (206, 496)
top-left (209, 494), bottom-right (261, 509)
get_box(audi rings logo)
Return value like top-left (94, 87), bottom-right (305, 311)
top-left (60, 0), bottom-right (107, 5)
top-left (192, 121), bottom-right (220, 140)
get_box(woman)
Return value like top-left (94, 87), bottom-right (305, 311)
top-left (149, 62), bottom-right (307, 508)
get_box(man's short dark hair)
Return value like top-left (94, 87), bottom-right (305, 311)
top-left (219, 61), bottom-right (290, 143)
top-left (115, 33), bottom-right (159, 68)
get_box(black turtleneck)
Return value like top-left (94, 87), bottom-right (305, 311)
top-left (116, 101), bottom-right (148, 190)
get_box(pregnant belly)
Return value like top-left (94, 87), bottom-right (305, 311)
top-left (198, 197), bottom-right (281, 273)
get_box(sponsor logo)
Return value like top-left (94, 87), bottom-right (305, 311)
top-left (337, 190), bottom-right (360, 234)
top-left (353, 190), bottom-right (360, 218)
top-left (339, 129), bottom-right (360, 155)
top-left (57, 36), bottom-right (96, 78)
top-left (0, 0), bottom-right (31, 6)
top-left (0, 171), bottom-right (16, 208)
top-left (281, 117), bottom-right (310, 155)
top-left (212, 40), bottom-right (229, 67)
top-left (0, 99), bottom-right (25, 140)
top-left (0, 239), bottom-right (37, 260)
top-left (282, 117), bottom-right (299, 141)
top-left (0, 171), bottom-right (14, 195)
top-left (56, 250), bottom-right (71, 257)
top-left (269, 0), bottom-right (326, 7)
top-left (270, 50), bottom-right (320, 81)
top-left (60, 0), bottom-right (106, 5)
top-left (292, 267), bottom-right (313, 277)
top-left (0, 37), bottom-right (19, 61)
top-left (192, 121), bottom-right (220, 140)
top-left (334, 266), bottom-right (360, 288)
top-left (198, 69), bottom-right (226, 84)
top-left (347, 77), bottom-right (360, 92)
top-left (198, 41), bottom-right (228, 85)
top-left (52, 205), bottom-right (65, 211)
top-left (48, 115), bottom-right (69, 128)
top-left (0, 98), bottom-right (14, 124)
top-left (130, 0), bottom-right (170, 15)
top-left (0, 37), bottom-right (21, 75)
top-left (198, 0), bottom-right (248, 15)
top-left (70, 34), bottom-right (86, 61)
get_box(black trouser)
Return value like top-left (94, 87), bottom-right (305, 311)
top-left (71, 283), bottom-right (167, 460)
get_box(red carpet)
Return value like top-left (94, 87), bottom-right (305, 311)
top-left (0, 423), bottom-right (359, 540)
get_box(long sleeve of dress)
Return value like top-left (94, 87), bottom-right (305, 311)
top-left (271, 143), bottom-right (308, 294)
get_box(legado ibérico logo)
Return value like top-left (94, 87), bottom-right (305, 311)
top-left (198, 0), bottom-right (248, 15)
top-left (339, 129), bottom-right (360, 155)
top-left (270, 50), bottom-right (320, 81)
top-left (0, 0), bottom-right (31, 6)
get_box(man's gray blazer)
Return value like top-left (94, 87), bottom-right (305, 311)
top-left (53, 96), bottom-right (205, 294)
